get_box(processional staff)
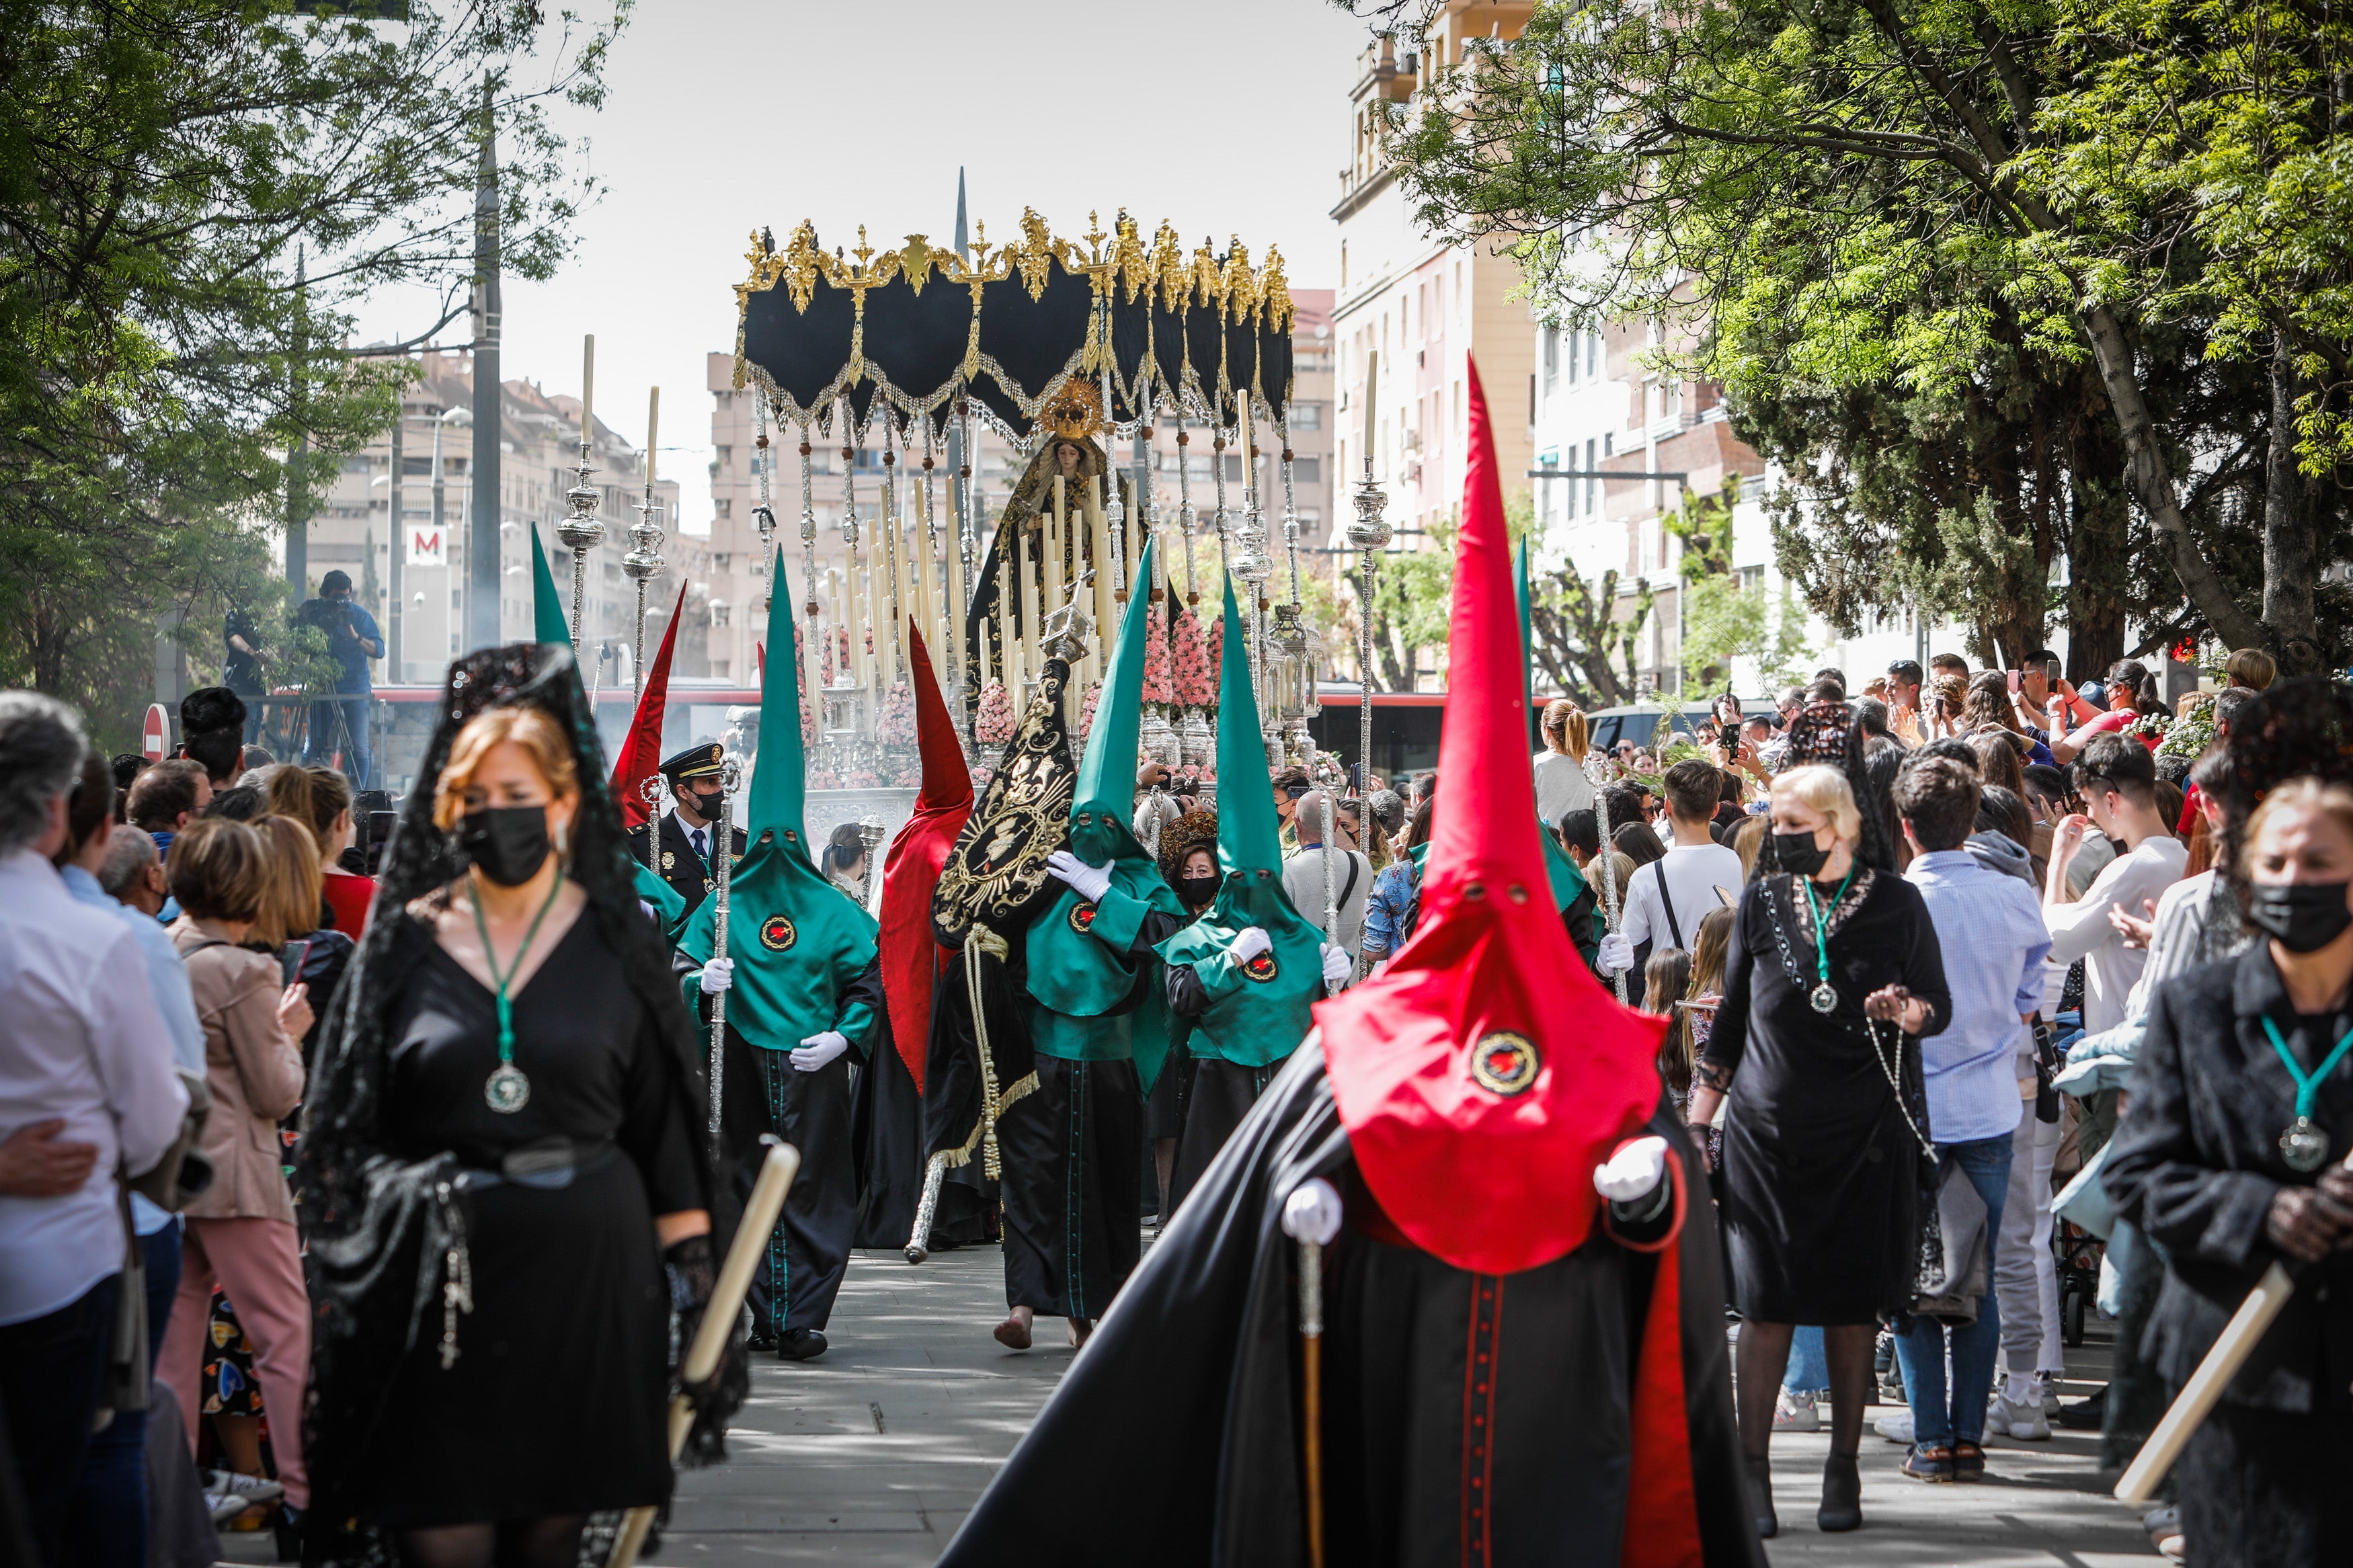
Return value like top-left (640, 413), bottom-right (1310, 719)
top-left (1586, 754), bottom-right (1629, 1005)
top-left (558, 334), bottom-right (602, 653)
top-left (703, 755), bottom-right (743, 1155)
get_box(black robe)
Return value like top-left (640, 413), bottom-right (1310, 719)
top-left (939, 1040), bottom-right (1765, 1568)
top-left (850, 997), bottom-right (991, 1251)
top-left (703, 957), bottom-right (883, 1337)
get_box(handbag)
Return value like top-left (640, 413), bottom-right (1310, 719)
top-left (1911, 1155), bottom-right (1990, 1324)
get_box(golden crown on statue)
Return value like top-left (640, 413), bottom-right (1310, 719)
top-left (1039, 377), bottom-right (1104, 441)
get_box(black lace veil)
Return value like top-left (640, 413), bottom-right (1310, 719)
top-left (298, 643), bottom-right (741, 1539)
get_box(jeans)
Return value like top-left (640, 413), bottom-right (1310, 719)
top-left (303, 694), bottom-right (370, 787)
top-left (1996, 1110), bottom-right (2063, 1393)
top-left (1784, 1325), bottom-right (1829, 1396)
top-left (1896, 1133), bottom-right (2014, 1447)
top-left (67, 1223), bottom-right (183, 1568)
top-left (0, 1274), bottom-right (122, 1567)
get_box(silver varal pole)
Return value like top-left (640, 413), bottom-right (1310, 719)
top-left (1345, 455), bottom-right (1391, 796)
top-left (624, 447), bottom-right (666, 696)
top-left (705, 755), bottom-right (743, 1154)
top-left (1587, 755), bottom-right (1628, 1005)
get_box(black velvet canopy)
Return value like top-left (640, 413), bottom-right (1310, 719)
top-left (732, 212), bottom-right (1296, 440)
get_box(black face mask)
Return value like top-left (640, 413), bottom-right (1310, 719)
top-left (1774, 830), bottom-right (1831, 878)
top-left (458, 805), bottom-right (552, 887)
top-left (2247, 881), bottom-right (2353, 954)
top-left (1177, 874), bottom-right (1219, 909)
top-left (684, 785), bottom-right (723, 818)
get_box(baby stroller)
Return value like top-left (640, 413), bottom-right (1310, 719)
top-left (2055, 1216), bottom-right (2105, 1347)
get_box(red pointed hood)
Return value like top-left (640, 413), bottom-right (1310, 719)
top-left (1316, 357), bottom-right (1666, 1276)
top-left (879, 622), bottom-right (972, 1089)
top-left (609, 579), bottom-right (688, 830)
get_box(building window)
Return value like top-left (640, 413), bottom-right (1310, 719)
top-left (1588, 331), bottom-right (1600, 379)
top-left (1291, 401), bottom-right (1324, 430)
top-left (711, 602), bottom-right (731, 628)
top-left (713, 552), bottom-right (731, 570)
top-left (1291, 456), bottom-right (1322, 485)
top-left (1542, 328), bottom-right (1559, 395)
top-left (1584, 439), bottom-right (1597, 518)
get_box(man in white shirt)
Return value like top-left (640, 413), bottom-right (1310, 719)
top-left (0, 693), bottom-right (186, 1565)
top-left (1282, 790), bottom-right (1371, 971)
top-left (2044, 735), bottom-right (2188, 1037)
top-left (1603, 759), bottom-right (1745, 977)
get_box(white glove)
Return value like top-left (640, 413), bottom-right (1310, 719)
top-left (1281, 1176), bottom-right (1343, 1246)
top-left (1593, 1135), bottom-right (1669, 1202)
top-left (790, 1031), bottom-right (850, 1073)
top-left (1320, 943), bottom-right (1353, 987)
top-left (1597, 932), bottom-right (1635, 975)
top-left (698, 956), bottom-right (734, 994)
top-left (1045, 850), bottom-right (1114, 905)
top-left (1230, 925), bottom-right (1273, 963)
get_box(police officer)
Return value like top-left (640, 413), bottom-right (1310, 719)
top-left (628, 742), bottom-right (747, 920)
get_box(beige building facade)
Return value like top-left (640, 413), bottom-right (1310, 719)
top-left (1331, 16), bottom-right (1539, 690)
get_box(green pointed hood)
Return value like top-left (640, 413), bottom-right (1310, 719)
top-left (1213, 578), bottom-right (1283, 880)
top-left (748, 546), bottom-right (809, 856)
top-left (530, 526), bottom-right (571, 647)
top-left (1150, 577), bottom-right (1322, 1069)
top-left (679, 549), bottom-right (878, 1051)
top-left (1069, 537), bottom-right (1158, 866)
top-left (1027, 537), bottom-right (1183, 1033)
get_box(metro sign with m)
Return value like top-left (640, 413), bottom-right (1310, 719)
top-left (408, 527), bottom-right (446, 567)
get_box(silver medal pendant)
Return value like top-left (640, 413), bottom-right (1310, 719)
top-left (485, 1063), bottom-right (531, 1114)
top-left (2280, 1116), bottom-right (2329, 1173)
top-left (1810, 982), bottom-right (1839, 1015)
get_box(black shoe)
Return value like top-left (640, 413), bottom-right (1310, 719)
top-left (272, 1504), bottom-right (304, 1563)
top-left (1745, 1454), bottom-right (1777, 1539)
top-left (1818, 1452), bottom-right (1862, 1532)
top-left (778, 1327), bottom-right (828, 1361)
top-left (2056, 1384), bottom-right (2107, 1430)
top-left (746, 1326), bottom-right (778, 1353)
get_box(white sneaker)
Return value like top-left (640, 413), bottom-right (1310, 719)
top-left (1993, 1391), bottom-right (2051, 1440)
top-left (2038, 1371), bottom-right (2063, 1413)
top-left (1772, 1389), bottom-right (1821, 1432)
top-left (205, 1470), bottom-right (282, 1507)
top-left (205, 1489), bottom-right (255, 1526)
top-left (1874, 1408), bottom-right (1915, 1444)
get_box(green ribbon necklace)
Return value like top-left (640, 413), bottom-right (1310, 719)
top-left (472, 869), bottom-right (565, 1114)
top-left (1801, 862), bottom-right (1860, 1015)
top-left (2260, 1016), bottom-right (2353, 1173)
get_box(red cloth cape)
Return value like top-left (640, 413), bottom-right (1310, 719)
top-left (608, 578), bottom-right (688, 830)
top-left (877, 622), bottom-right (971, 1089)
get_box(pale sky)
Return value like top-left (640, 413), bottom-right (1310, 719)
top-left (350, 0), bottom-right (1369, 534)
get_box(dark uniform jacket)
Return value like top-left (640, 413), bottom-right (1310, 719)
top-left (2105, 946), bottom-right (2353, 1415)
top-left (629, 810), bottom-right (748, 923)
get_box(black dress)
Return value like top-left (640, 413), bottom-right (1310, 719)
top-left (2102, 950), bottom-right (2353, 1568)
top-left (360, 913), bottom-right (705, 1527)
top-left (1700, 869), bottom-right (1950, 1325)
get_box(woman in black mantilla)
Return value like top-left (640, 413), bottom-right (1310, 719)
top-left (1684, 753), bottom-right (1949, 1538)
top-left (298, 644), bottom-right (744, 1568)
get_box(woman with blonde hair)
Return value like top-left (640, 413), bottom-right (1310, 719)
top-left (1686, 762), bottom-right (1952, 1536)
top-left (1532, 698), bottom-right (1595, 825)
top-left (296, 645), bottom-right (735, 1565)
top-left (161, 817), bottom-right (315, 1522)
top-left (2107, 770), bottom-right (2353, 1568)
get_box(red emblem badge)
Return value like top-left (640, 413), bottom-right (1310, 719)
top-left (1242, 949), bottom-right (1280, 984)
top-left (759, 914), bottom-right (797, 952)
top-left (1068, 901), bottom-right (1097, 935)
top-left (1469, 1031), bottom-right (1540, 1097)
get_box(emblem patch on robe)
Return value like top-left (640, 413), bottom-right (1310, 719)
top-left (760, 914), bottom-right (798, 951)
top-left (1241, 949), bottom-right (1280, 984)
top-left (1469, 1030), bottom-right (1540, 1097)
top-left (662, 852), bottom-right (675, 870)
top-left (1068, 901), bottom-right (1097, 936)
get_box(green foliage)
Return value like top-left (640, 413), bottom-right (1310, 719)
top-left (1365, 0), bottom-right (2353, 669)
top-left (0, 0), bottom-right (625, 747)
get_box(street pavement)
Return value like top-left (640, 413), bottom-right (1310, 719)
top-left (647, 1240), bottom-right (2161, 1568)
top-left (215, 1235), bottom-right (2161, 1566)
